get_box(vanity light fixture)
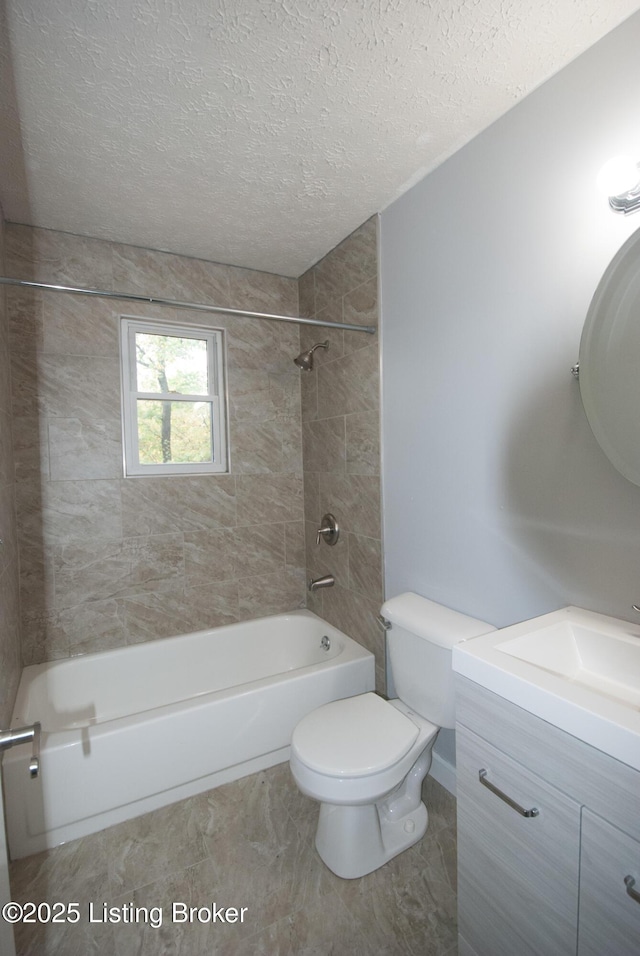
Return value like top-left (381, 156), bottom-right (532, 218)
top-left (597, 155), bottom-right (640, 215)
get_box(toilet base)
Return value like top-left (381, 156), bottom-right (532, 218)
top-left (315, 799), bottom-right (429, 879)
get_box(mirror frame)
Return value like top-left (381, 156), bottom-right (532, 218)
top-left (579, 226), bottom-right (640, 485)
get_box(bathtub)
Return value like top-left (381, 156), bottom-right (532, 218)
top-left (3, 610), bottom-right (374, 859)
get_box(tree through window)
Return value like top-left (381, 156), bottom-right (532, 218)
top-left (120, 317), bottom-right (228, 476)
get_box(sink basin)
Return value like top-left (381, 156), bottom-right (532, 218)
top-left (452, 606), bottom-right (640, 771)
top-left (498, 622), bottom-right (640, 708)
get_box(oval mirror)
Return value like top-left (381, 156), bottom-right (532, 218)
top-left (579, 226), bottom-right (640, 485)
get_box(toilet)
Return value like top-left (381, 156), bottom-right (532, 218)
top-left (290, 591), bottom-right (495, 879)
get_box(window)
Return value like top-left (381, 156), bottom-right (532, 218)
top-left (120, 317), bottom-right (228, 476)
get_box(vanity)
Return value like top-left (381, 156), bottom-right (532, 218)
top-left (452, 606), bottom-right (640, 956)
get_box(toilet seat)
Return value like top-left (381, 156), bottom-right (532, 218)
top-left (291, 692), bottom-right (419, 777)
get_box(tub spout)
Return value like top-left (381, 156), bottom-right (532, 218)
top-left (308, 574), bottom-right (335, 591)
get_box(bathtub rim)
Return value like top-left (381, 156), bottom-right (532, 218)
top-left (10, 608), bottom-right (363, 736)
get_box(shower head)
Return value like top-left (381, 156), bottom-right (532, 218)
top-left (293, 340), bottom-right (329, 371)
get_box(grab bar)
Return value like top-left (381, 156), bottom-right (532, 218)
top-left (0, 722), bottom-right (41, 778)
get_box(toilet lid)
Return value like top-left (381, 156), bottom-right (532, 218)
top-left (291, 693), bottom-right (419, 777)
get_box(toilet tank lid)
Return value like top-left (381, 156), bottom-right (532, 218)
top-left (381, 592), bottom-right (496, 649)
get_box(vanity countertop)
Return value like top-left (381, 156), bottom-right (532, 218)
top-left (452, 605), bottom-right (640, 771)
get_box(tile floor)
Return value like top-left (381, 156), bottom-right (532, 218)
top-left (9, 765), bottom-right (458, 956)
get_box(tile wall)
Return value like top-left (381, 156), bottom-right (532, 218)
top-left (0, 214), bottom-right (21, 725)
top-left (297, 217), bottom-right (385, 690)
top-left (6, 225), bottom-right (306, 664)
top-left (3, 218), bottom-right (384, 680)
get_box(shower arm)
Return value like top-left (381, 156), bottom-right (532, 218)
top-left (0, 277), bottom-right (376, 335)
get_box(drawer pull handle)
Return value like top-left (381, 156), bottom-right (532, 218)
top-left (625, 876), bottom-right (640, 904)
top-left (478, 769), bottom-right (539, 818)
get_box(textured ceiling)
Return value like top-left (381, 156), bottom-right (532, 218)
top-left (1, 0), bottom-right (640, 277)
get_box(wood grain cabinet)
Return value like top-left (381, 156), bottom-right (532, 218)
top-left (579, 810), bottom-right (640, 956)
top-left (455, 676), bottom-right (640, 956)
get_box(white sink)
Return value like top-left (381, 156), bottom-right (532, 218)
top-left (452, 606), bottom-right (640, 771)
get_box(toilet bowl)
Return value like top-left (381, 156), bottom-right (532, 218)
top-left (289, 592), bottom-right (495, 879)
top-left (290, 692), bottom-right (439, 878)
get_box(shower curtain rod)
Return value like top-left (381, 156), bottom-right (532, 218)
top-left (0, 277), bottom-right (376, 335)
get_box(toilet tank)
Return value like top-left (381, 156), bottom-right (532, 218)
top-left (381, 592), bottom-right (495, 729)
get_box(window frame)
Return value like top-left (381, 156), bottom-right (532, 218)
top-left (119, 315), bottom-right (229, 477)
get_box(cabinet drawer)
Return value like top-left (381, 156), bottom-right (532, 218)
top-left (457, 724), bottom-right (581, 956)
top-left (579, 809), bottom-right (640, 956)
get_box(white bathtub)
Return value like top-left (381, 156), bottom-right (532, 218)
top-left (3, 610), bottom-right (374, 859)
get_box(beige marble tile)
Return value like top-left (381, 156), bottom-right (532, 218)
top-left (422, 776), bottom-right (458, 837)
top-left (347, 532), bottom-right (383, 602)
top-left (316, 343), bottom-right (379, 420)
top-left (231, 420), bottom-right (288, 475)
top-left (125, 533), bottom-right (185, 596)
top-left (320, 584), bottom-right (384, 667)
top-left (227, 266), bottom-right (298, 317)
top-left (303, 471), bottom-right (320, 525)
top-left (185, 523), bottom-right (291, 589)
top-left (343, 275), bottom-right (379, 353)
top-left (346, 409), bottom-right (380, 476)
top-left (318, 473), bottom-right (381, 538)
top-left (121, 475), bottom-right (237, 536)
top-left (0, 479), bottom-right (18, 576)
top-left (236, 475), bottom-right (304, 526)
top-left (297, 267), bottom-right (315, 318)
top-left (112, 858), bottom-right (221, 956)
top-left (17, 477), bottom-right (122, 550)
top-left (38, 354), bottom-right (122, 421)
top-left (123, 580), bottom-right (240, 643)
top-left (237, 568), bottom-right (306, 618)
top-left (50, 538), bottom-right (128, 610)
top-left (66, 600), bottom-right (129, 656)
top-left (284, 521), bottom-right (305, 569)
top-left (302, 416), bottom-right (346, 475)
top-left (112, 242), bottom-right (231, 305)
top-left (7, 762), bottom-right (457, 956)
top-left (0, 405), bottom-right (14, 486)
top-left (53, 533), bottom-right (184, 610)
top-left (11, 414), bottom-right (50, 479)
top-left (48, 418), bottom-right (123, 481)
top-left (196, 771), bottom-right (312, 940)
top-left (227, 315), bottom-right (300, 375)
top-left (10, 829), bottom-right (113, 956)
top-left (234, 523), bottom-right (286, 578)
top-left (105, 796), bottom-right (210, 897)
top-left (281, 415), bottom-right (303, 474)
top-left (180, 580), bottom-right (240, 632)
top-left (227, 367), bottom-right (301, 424)
top-left (42, 293), bottom-right (120, 357)
top-left (0, 561), bottom-right (21, 725)
top-left (7, 285), bottom-right (43, 354)
top-left (10, 350), bottom-right (42, 417)
top-left (305, 588), bottom-right (323, 618)
top-left (5, 224), bottom-right (115, 288)
top-left (299, 366), bottom-right (318, 423)
top-left (0, 343), bottom-right (11, 419)
top-left (183, 528), bottom-right (236, 587)
top-left (219, 886), bottom-right (415, 956)
top-left (18, 541), bottom-right (56, 620)
top-left (313, 217), bottom-right (378, 313)
top-left (21, 600), bottom-right (128, 664)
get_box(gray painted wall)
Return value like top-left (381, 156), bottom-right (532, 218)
top-left (380, 12), bottom-right (640, 764)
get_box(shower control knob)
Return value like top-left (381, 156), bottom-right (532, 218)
top-left (315, 513), bottom-right (339, 546)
